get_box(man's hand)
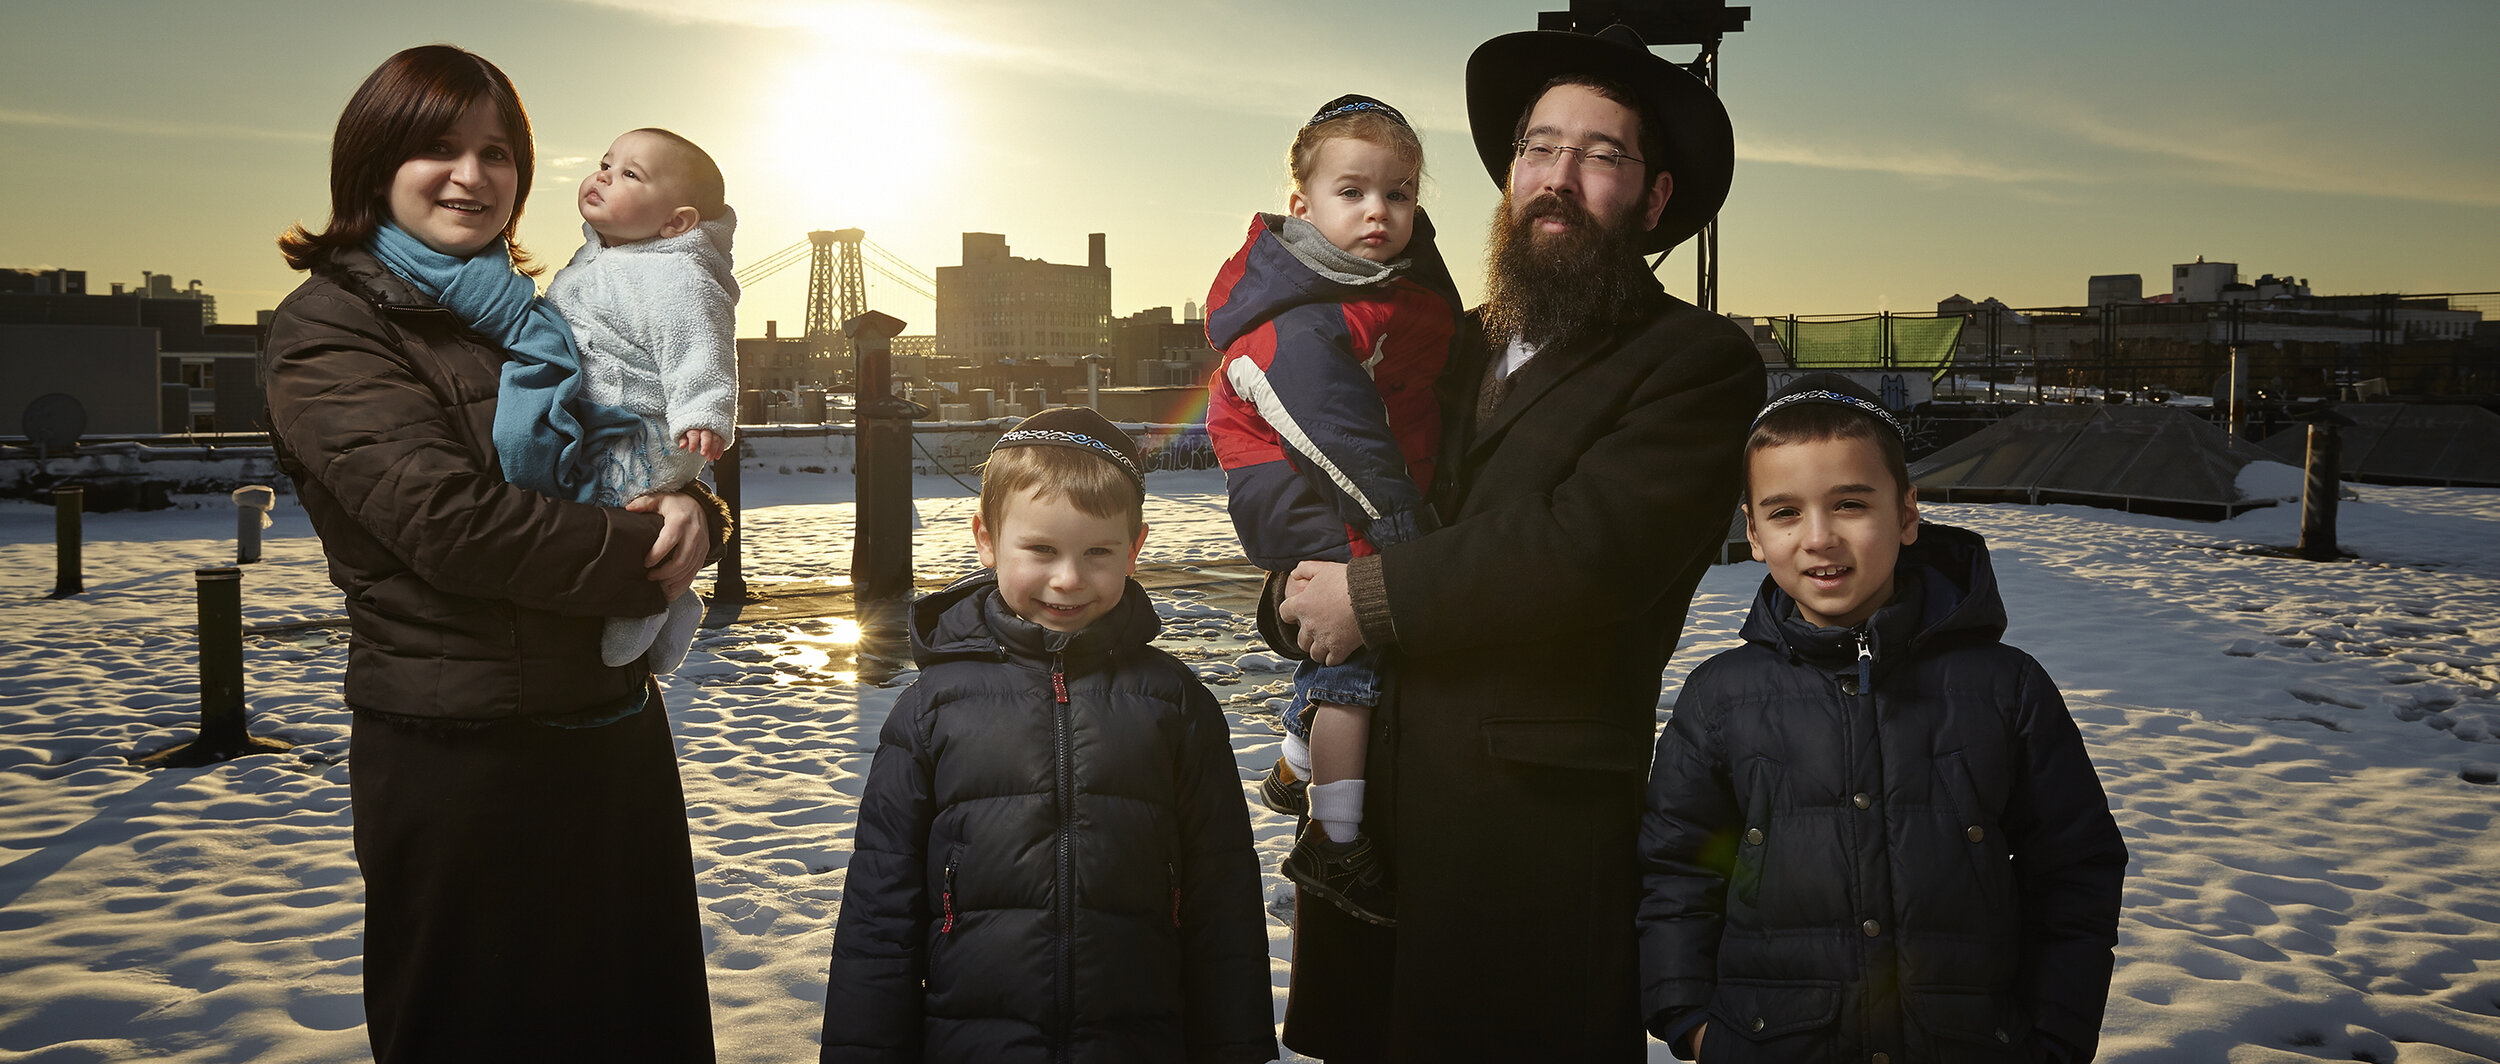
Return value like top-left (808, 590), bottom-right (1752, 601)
top-left (678, 428), bottom-right (726, 461)
top-left (1277, 560), bottom-right (1362, 665)
top-left (628, 491), bottom-right (710, 599)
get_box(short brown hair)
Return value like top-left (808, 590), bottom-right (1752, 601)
top-left (1744, 402), bottom-right (1912, 503)
top-left (632, 127), bottom-right (728, 221)
top-left (979, 445), bottom-right (1146, 537)
top-left (1289, 110), bottom-right (1424, 195)
top-left (279, 45), bottom-right (540, 273)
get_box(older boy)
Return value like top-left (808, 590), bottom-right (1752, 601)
top-left (539, 127), bottom-right (740, 672)
top-left (1639, 374), bottom-right (2128, 1063)
top-left (820, 408), bottom-right (1277, 1064)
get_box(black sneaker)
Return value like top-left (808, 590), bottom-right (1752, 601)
top-left (1283, 827), bottom-right (1396, 927)
top-left (1258, 757), bottom-right (1308, 817)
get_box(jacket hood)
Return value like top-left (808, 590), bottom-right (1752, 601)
top-left (1203, 209), bottom-right (1458, 350)
top-left (563, 205), bottom-right (742, 302)
top-left (1742, 521), bottom-right (2008, 670)
top-left (909, 569), bottom-right (1163, 668)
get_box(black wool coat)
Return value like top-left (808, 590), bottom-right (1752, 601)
top-left (1639, 524), bottom-right (2128, 1064)
top-left (1281, 277), bottom-right (1765, 1062)
top-left (821, 573), bottom-right (1277, 1064)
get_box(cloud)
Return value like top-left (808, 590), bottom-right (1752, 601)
top-left (2016, 99), bottom-right (2500, 209)
top-left (559, 0), bottom-right (1009, 59)
top-left (0, 106), bottom-right (323, 144)
top-left (553, 0), bottom-right (1454, 129)
top-left (1736, 134), bottom-right (2072, 186)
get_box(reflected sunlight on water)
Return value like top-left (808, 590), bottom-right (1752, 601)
top-left (773, 617), bottom-right (864, 685)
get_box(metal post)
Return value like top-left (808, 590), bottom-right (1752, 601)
top-left (848, 311), bottom-right (915, 606)
top-left (2226, 347), bottom-right (2249, 440)
top-left (1691, 43), bottom-right (1722, 313)
top-left (232, 485), bottom-right (274, 564)
top-left (134, 567), bottom-right (292, 767)
top-left (1986, 306), bottom-right (2001, 403)
top-left (713, 442), bottom-right (748, 602)
top-left (846, 311), bottom-right (917, 680)
top-left (2296, 424), bottom-right (2342, 562)
top-left (197, 567), bottom-right (246, 745)
top-left (51, 485), bottom-right (82, 597)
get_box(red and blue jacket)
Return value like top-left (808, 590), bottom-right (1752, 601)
top-left (1204, 211), bottom-right (1461, 570)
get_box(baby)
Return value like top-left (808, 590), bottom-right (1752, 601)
top-left (545, 127), bottom-right (740, 673)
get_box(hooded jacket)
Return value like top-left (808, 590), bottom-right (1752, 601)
top-left (545, 210), bottom-right (741, 505)
top-left (1204, 211), bottom-right (1460, 569)
top-left (1639, 523), bottom-right (2127, 1063)
top-left (821, 572), bottom-right (1276, 1064)
top-left (263, 245), bottom-right (730, 723)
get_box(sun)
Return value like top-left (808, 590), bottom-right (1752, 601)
top-left (756, 8), bottom-right (967, 226)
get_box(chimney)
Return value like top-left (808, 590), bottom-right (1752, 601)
top-left (1089, 233), bottom-right (1106, 270)
top-left (766, 319), bottom-right (778, 340)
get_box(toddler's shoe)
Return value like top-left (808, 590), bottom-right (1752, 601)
top-left (1283, 826), bottom-right (1395, 927)
top-left (1258, 757), bottom-right (1307, 817)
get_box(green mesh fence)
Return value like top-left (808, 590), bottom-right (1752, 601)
top-left (1772, 316), bottom-right (1967, 379)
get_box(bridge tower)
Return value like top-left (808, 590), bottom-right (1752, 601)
top-left (804, 229), bottom-right (871, 359)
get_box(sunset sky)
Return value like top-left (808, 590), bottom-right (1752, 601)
top-left (4, 0), bottom-right (2493, 339)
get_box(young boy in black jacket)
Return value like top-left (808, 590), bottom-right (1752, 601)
top-left (1638, 375), bottom-right (2127, 1063)
top-left (821, 408), bottom-right (1277, 1064)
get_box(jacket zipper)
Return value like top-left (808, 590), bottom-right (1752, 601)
top-left (939, 861), bottom-right (958, 934)
top-left (1051, 652), bottom-right (1074, 1054)
top-left (1852, 627), bottom-right (1873, 695)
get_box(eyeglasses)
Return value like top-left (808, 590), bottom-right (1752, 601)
top-left (1512, 139), bottom-right (1643, 173)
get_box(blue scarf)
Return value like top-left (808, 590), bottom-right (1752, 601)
top-left (367, 223), bottom-right (637, 502)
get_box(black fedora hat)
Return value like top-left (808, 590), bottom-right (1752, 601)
top-left (1466, 23), bottom-right (1734, 254)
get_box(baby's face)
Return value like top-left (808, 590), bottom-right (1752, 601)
top-left (1290, 135), bottom-right (1418, 263)
top-left (578, 130), bottom-right (697, 246)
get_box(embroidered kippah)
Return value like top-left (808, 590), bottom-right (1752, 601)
top-left (1306, 94), bottom-right (1413, 133)
top-left (1752, 374), bottom-right (1906, 439)
top-left (989, 407), bottom-right (1146, 496)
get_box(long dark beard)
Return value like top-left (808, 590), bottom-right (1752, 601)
top-left (1480, 189), bottom-right (1656, 351)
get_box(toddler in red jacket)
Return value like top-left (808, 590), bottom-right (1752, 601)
top-left (1204, 94), bottom-right (1462, 927)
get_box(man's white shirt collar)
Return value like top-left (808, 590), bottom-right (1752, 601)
top-left (1496, 336), bottom-right (1540, 381)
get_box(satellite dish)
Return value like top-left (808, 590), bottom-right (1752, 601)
top-left (21, 393), bottom-right (86, 454)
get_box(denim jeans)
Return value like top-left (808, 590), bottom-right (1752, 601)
top-left (1282, 649), bottom-right (1384, 740)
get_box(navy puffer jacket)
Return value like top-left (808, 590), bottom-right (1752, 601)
top-left (1639, 524), bottom-right (2126, 1063)
top-left (821, 572), bottom-right (1277, 1064)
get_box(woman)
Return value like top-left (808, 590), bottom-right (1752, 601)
top-left (264, 45), bottom-right (724, 1062)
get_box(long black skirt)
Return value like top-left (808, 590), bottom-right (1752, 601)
top-left (351, 689), bottom-right (716, 1062)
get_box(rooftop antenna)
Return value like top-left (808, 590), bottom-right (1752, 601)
top-left (1537, 0), bottom-right (1749, 312)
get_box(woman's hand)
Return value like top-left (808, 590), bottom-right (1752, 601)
top-left (628, 492), bottom-right (710, 599)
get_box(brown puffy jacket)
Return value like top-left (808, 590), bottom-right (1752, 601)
top-left (264, 246), bottom-right (731, 722)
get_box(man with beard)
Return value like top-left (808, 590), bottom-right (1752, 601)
top-left (1271, 24), bottom-right (1766, 1062)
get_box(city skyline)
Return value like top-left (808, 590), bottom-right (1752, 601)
top-left (3, 0), bottom-right (2494, 341)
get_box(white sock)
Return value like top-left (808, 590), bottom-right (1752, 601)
top-left (602, 609), bottom-right (666, 668)
top-left (1282, 730), bottom-right (1313, 780)
top-left (1308, 779), bottom-right (1365, 844)
top-left (646, 588), bottom-right (706, 675)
